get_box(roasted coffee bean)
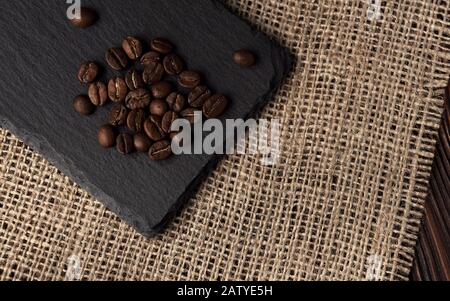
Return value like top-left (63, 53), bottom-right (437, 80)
top-left (144, 115), bottom-right (166, 141)
top-left (88, 81), bottom-right (108, 106)
top-left (106, 48), bottom-right (128, 71)
top-left (180, 108), bottom-right (199, 124)
top-left (140, 51), bottom-right (161, 66)
top-left (178, 71), bottom-right (201, 88)
top-left (163, 54), bottom-right (184, 75)
top-left (188, 85), bottom-right (211, 108)
top-left (73, 95), bottom-right (96, 116)
top-left (150, 38), bottom-right (173, 54)
top-left (166, 92), bottom-right (186, 113)
top-left (127, 109), bottom-right (146, 133)
top-left (116, 133), bottom-right (134, 155)
top-left (151, 81), bottom-right (173, 99)
top-left (122, 36), bottom-right (142, 60)
top-left (233, 49), bottom-right (256, 67)
top-left (108, 104), bottom-right (128, 126)
top-left (162, 111), bottom-right (178, 133)
top-left (149, 140), bottom-right (172, 161)
top-left (70, 7), bottom-right (98, 28)
top-left (97, 125), bottom-right (116, 148)
top-left (149, 99), bottom-right (168, 117)
top-left (143, 62), bottom-right (165, 84)
top-left (125, 69), bottom-right (144, 90)
top-left (125, 89), bottom-right (151, 110)
top-left (108, 77), bottom-right (128, 102)
top-left (203, 94), bottom-right (228, 118)
top-left (77, 62), bottom-right (98, 84)
top-left (134, 133), bottom-right (152, 153)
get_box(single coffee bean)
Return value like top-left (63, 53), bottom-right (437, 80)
top-left (70, 7), bottom-right (98, 28)
top-left (134, 133), bottom-right (152, 153)
top-left (77, 62), bottom-right (98, 84)
top-left (162, 111), bottom-right (178, 133)
top-left (122, 36), bottom-right (143, 60)
top-left (188, 85), bottom-right (212, 108)
top-left (151, 81), bottom-right (173, 99)
top-left (143, 62), bottom-right (165, 84)
top-left (106, 48), bottom-right (128, 71)
top-left (180, 108), bottom-right (199, 124)
top-left (127, 109), bottom-right (146, 133)
top-left (203, 94), bottom-right (228, 118)
top-left (108, 77), bottom-right (128, 102)
top-left (150, 38), bottom-right (173, 54)
top-left (149, 140), bottom-right (172, 161)
top-left (163, 54), bottom-right (184, 75)
top-left (125, 69), bottom-right (144, 90)
top-left (108, 104), bottom-right (128, 126)
top-left (144, 115), bottom-right (166, 141)
top-left (233, 49), bottom-right (256, 67)
top-left (125, 89), bottom-right (151, 110)
top-left (88, 81), bottom-right (108, 106)
top-left (97, 125), bottom-right (116, 148)
top-left (116, 133), bottom-right (134, 155)
top-left (149, 99), bottom-right (168, 117)
top-left (178, 71), bottom-right (201, 88)
top-left (73, 95), bottom-right (96, 116)
top-left (166, 92), bottom-right (186, 113)
top-left (140, 51), bottom-right (161, 66)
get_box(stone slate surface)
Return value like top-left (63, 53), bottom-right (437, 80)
top-left (0, 0), bottom-right (291, 235)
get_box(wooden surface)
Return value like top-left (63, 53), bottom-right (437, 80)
top-left (410, 83), bottom-right (450, 281)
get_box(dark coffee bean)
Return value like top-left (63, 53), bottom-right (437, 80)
top-left (163, 54), bottom-right (184, 75)
top-left (134, 133), bottom-right (152, 153)
top-left (178, 71), bottom-right (201, 88)
top-left (108, 77), bottom-right (128, 102)
top-left (166, 92), bottom-right (186, 113)
top-left (149, 99), bottom-right (168, 117)
top-left (116, 133), bottom-right (134, 155)
top-left (106, 48), bottom-right (128, 71)
top-left (143, 62), bottom-right (165, 84)
top-left (162, 111), bottom-right (178, 134)
top-left (150, 38), bottom-right (173, 54)
top-left (149, 140), bottom-right (172, 161)
top-left (233, 49), bottom-right (256, 67)
top-left (125, 69), bottom-right (144, 90)
top-left (122, 36), bottom-right (143, 60)
top-left (125, 89), bottom-right (151, 110)
top-left (97, 125), bottom-right (116, 148)
top-left (70, 7), bottom-right (98, 28)
top-left (77, 62), bottom-right (98, 84)
top-left (88, 81), bottom-right (108, 106)
top-left (151, 81), bottom-right (173, 99)
top-left (144, 115), bottom-right (166, 141)
top-left (203, 94), bottom-right (228, 118)
top-left (140, 51), bottom-right (161, 66)
top-left (180, 108), bottom-right (199, 124)
top-left (127, 109), bottom-right (146, 133)
top-left (73, 95), bottom-right (95, 116)
top-left (188, 85), bottom-right (211, 108)
top-left (108, 104), bottom-right (128, 126)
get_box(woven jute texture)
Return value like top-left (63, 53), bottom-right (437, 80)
top-left (0, 0), bottom-right (449, 281)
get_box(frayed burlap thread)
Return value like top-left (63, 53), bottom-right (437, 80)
top-left (0, 0), bottom-right (449, 280)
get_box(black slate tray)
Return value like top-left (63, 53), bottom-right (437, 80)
top-left (0, 0), bottom-right (291, 235)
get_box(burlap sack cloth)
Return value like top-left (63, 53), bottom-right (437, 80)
top-left (0, 0), bottom-right (448, 281)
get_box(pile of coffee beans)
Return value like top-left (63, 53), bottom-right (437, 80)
top-left (73, 36), bottom-right (245, 161)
